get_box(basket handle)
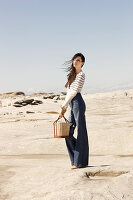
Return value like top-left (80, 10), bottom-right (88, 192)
top-left (53, 116), bottom-right (69, 124)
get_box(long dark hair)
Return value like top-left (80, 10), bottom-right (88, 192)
top-left (62, 53), bottom-right (85, 88)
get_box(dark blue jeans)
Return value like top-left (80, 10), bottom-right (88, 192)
top-left (65, 92), bottom-right (89, 167)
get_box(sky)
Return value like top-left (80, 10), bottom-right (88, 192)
top-left (0, 0), bottom-right (133, 94)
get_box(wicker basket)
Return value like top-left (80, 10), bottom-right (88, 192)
top-left (53, 116), bottom-right (70, 138)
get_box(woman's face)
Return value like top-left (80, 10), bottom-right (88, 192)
top-left (73, 56), bottom-right (84, 69)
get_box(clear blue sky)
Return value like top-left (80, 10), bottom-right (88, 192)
top-left (0, 0), bottom-right (133, 94)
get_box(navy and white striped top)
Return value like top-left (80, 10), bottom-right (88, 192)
top-left (61, 71), bottom-right (85, 109)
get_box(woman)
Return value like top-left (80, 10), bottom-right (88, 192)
top-left (59, 53), bottom-right (89, 169)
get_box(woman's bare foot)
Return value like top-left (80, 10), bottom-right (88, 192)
top-left (71, 165), bottom-right (82, 169)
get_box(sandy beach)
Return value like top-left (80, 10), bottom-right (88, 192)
top-left (0, 90), bottom-right (133, 200)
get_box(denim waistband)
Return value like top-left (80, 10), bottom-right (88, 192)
top-left (71, 92), bottom-right (81, 101)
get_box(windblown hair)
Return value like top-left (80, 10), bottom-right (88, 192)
top-left (63, 53), bottom-right (85, 88)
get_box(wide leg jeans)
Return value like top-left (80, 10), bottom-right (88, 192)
top-left (65, 92), bottom-right (89, 167)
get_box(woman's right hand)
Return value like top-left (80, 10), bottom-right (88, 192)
top-left (59, 106), bottom-right (66, 118)
top-left (59, 112), bottom-right (64, 118)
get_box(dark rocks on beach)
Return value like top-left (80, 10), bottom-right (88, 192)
top-left (22, 99), bottom-right (34, 104)
top-left (13, 99), bottom-right (43, 107)
top-left (26, 111), bottom-right (35, 114)
top-left (13, 104), bottom-right (23, 107)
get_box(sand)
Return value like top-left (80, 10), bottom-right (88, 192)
top-left (0, 90), bottom-right (133, 200)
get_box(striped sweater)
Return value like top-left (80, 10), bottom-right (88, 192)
top-left (61, 71), bottom-right (85, 109)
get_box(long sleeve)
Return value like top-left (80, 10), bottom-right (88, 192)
top-left (61, 71), bottom-right (85, 110)
top-left (61, 88), bottom-right (77, 109)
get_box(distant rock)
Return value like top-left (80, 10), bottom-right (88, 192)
top-left (14, 92), bottom-right (25, 95)
top-left (17, 112), bottom-right (23, 115)
top-left (42, 93), bottom-right (66, 100)
top-left (31, 92), bottom-right (49, 96)
top-left (43, 94), bottom-right (57, 99)
top-left (61, 92), bottom-right (67, 95)
top-left (3, 112), bottom-right (9, 115)
top-left (53, 96), bottom-right (60, 100)
top-left (5, 91), bottom-right (25, 95)
top-left (59, 95), bottom-right (65, 100)
top-left (13, 99), bottom-right (43, 107)
top-left (124, 92), bottom-right (128, 96)
top-left (0, 91), bottom-right (25, 98)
